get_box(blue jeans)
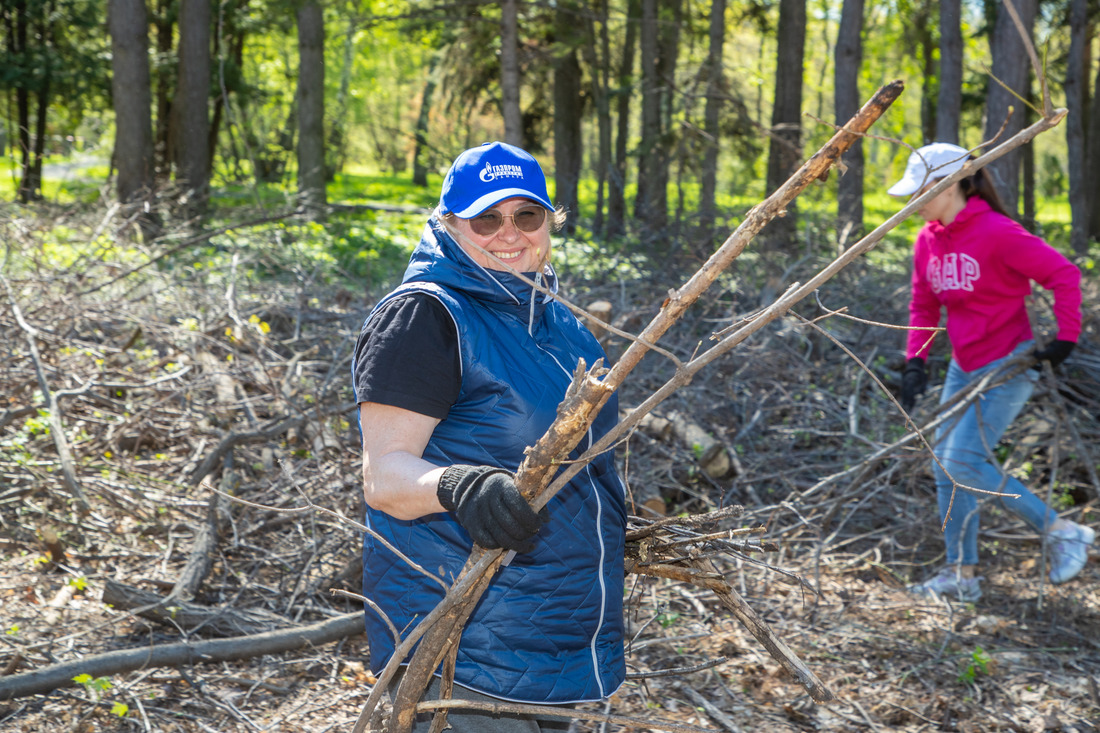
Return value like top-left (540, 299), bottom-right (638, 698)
top-left (932, 341), bottom-right (1056, 565)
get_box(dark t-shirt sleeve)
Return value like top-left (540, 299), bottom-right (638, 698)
top-left (352, 293), bottom-right (461, 420)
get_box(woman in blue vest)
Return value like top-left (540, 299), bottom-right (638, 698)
top-left (352, 142), bottom-right (627, 732)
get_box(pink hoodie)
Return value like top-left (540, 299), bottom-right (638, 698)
top-left (907, 197), bottom-right (1081, 372)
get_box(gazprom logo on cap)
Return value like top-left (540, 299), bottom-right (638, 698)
top-left (480, 161), bottom-right (524, 183)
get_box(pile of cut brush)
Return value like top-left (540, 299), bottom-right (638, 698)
top-left (2, 200), bottom-right (1099, 731)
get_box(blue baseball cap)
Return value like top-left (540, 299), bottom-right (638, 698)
top-left (439, 141), bottom-right (554, 218)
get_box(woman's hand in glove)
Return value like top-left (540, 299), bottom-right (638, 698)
top-left (1032, 340), bottom-right (1075, 370)
top-left (900, 357), bottom-right (927, 412)
top-left (437, 464), bottom-right (543, 553)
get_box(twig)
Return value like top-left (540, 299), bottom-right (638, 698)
top-left (1, 274), bottom-right (90, 511)
top-left (678, 683), bottom-right (742, 733)
top-left (410, 698), bottom-right (721, 733)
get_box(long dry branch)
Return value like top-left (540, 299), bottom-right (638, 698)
top-left (2, 275), bottom-right (90, 511)
top-left (546, 107), bottom-right (1070, 527)
top-left (357, 81), bottom-right (906, 733)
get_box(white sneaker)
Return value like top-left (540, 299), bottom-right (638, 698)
top-left (909, 566), bottom-right (982, 602)
top-left (1047, 522), bottom-right (1096, 584)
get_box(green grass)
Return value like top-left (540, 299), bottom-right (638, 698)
top-left (1, 151), bottom-right (1086, 296)
top-left (0, 153), bottom-right (109, 205)
top-left (330, 165), bottom-right (440, 209)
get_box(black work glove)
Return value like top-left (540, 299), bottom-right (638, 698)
top-left (900, 357), bottom-right (928, 412)
top-left (1032, 339), bottom-right (1075, 370)
top-left (437, 465), bottom-right (543, 553)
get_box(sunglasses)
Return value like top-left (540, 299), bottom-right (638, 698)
top-left (469, 206), bottom-right (547, 236)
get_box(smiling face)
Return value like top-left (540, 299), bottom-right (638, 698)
top-left (450, 197), bottom-right (552, 273)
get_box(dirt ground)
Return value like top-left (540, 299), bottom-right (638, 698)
top-left (1, 223), bottom-right (1099, 732)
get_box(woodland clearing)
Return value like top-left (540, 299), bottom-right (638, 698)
top-left (1, 199), bottom-right (1098, 733)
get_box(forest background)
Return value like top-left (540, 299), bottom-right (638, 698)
top-left (2, 0), bottom-right (1100, 731)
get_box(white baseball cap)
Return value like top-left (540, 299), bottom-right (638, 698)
top-left (887, 142), bottom-right (972, 197)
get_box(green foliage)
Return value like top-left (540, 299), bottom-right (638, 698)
top-left (656, 611), bottom-right (681, 629)
top-left (73, 673), bottom-right (113, 699)
top-left (0, 155), bottom-right (109, 204)
top-left (957, 646), bottom-right (993, 685)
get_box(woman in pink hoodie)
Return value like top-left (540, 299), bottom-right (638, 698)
top-left (890, 142), bottom-right (1093, 602)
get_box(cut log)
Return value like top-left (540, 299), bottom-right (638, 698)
top-left (639, 408), bottom-right (738, 480)
top-left (584, 299), bottom-right (614, 349)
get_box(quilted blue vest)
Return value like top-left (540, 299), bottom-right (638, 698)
top-left (356, 216), bottom-right (626, 704)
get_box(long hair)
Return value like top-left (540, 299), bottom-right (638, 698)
top-left (959, 165), bottom-right (1011, 218)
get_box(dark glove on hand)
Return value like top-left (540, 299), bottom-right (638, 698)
top-left (437, 465), bottom-right (543, 553)
top-left (1032, 339), bottom-right (1075, 370)
top-left (900, 357), bottom-right (928, 412)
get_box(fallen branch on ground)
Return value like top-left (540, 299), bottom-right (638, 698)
top-left (0, 612), bottom-right (363, 701)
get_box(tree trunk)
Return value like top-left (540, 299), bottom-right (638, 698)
top-left (607, 0), bottom-right (638, 237)
top-left (915, 0), bottom-right (935, 145)
top-left (153, 0), bottom-right (173, 182)
top-left (11, 0), bottom-right (33, 203)
top-left (653, 0), bottom-right (681, 236)
top-left (982, 0), bottom-right (1038, 216)
top-left (28, 44), bottom-right (49, 201)
top-left (579, 0), bottom-right (612, 235)
top-left (209, 10), bottom-right (247, 174)
top-left (834, 0), bottom-right (864, 245)
top-left (500, 0), bottom-right (523, 147)
top-left (16, 79), bottom-right (31, 202)
top-left (1022, 102), bottom-right (1035, 231)
top-left (1066, 0), bottom-right (1089, 254)
top-left (108, 0), bottom-right (156, 209)
top-left (1087, 32), bottom-right (1100, 239)
top-left (296, 0), bottom-right (326, 218)
top-left (327, 9), bottom-right (361, 180)
top-left (935, 0), bottom-right (962, 143)
top-left (763, 0), bottom-right (806, 250)
top-left (634, 0), bottom-right (662, 229)
top-left (412, 56), bottom-right (439, 188)
top-left (553, 1), bottom-right (583, 235)
top-left (698, 0), bottom-right (726, 244)
top-left (23, 0), bottom-right (55, 201)
top-left (176, 0), bottom-right (212, 218)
